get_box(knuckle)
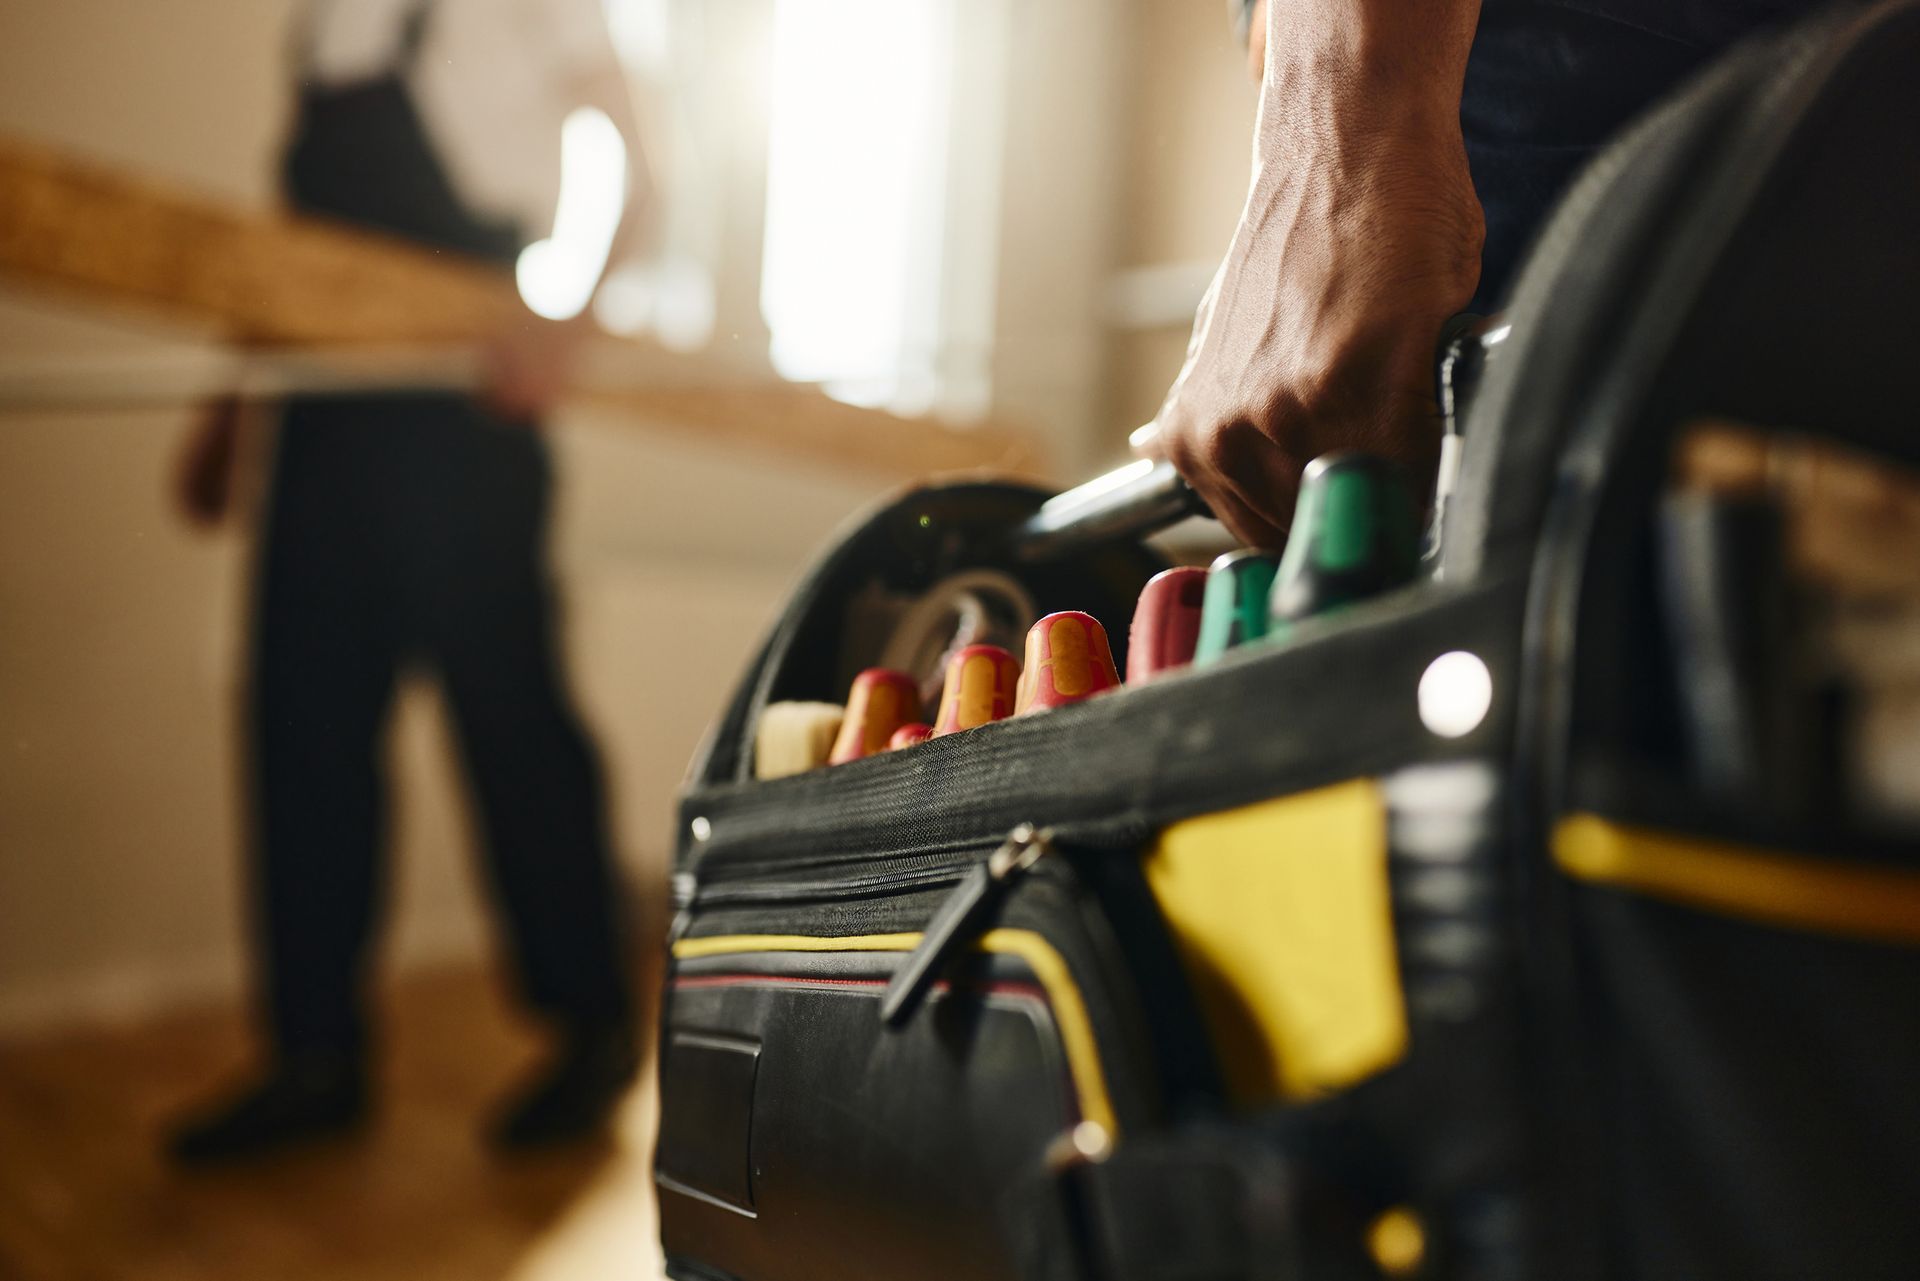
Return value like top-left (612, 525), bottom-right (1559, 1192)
top-left (1193, 418), bottom-right (1243, 473)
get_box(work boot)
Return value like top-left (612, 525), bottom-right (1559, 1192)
top-left (486, 1021), bottom-right (639, 1153)
top-left (166, 1052), bottom-right (369, 1166)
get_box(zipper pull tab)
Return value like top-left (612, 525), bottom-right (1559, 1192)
top-left (880, 823), bottom-right (1053, 1028)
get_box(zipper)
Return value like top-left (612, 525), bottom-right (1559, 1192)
top-left (671, 821), bottom-right (1065, 1029)
top-left (669, 836), bottom-right (1005, 946)
top-left (680, 815), bottom-right (1147, 915)
top-left (878, 823), bottom-right (1056, 1026)
top-left (675, 814), bottom-right (1157, 1037)
top-left (692, 862), bottom-right (970, 908)
top-left (690, 838), bottom-right (996, 889)
top-left (672, 813), bottom-right (1209, 1115)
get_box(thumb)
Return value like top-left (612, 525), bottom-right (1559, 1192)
top-left (1128, 423), bottom-right (1166, 460)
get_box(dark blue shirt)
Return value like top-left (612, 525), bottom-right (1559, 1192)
top-left (1464, 0), bottom-right (1832, 307)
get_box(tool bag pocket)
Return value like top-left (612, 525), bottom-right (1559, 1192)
top-left (658, 821), bottom-right (1204, 1281)
top-left (1547, 808), bottom-right (1920, 1278)
top-left (1482, 2), bottom-right (1920, 1271)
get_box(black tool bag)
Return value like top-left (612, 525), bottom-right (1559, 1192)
top-left (657, 4), bottom-right (1920, 1278)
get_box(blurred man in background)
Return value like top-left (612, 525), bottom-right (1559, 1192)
top-left (169, 0), bottom-right (652, 1162)
top-left (1147, 0), bottom-right (1829, 546)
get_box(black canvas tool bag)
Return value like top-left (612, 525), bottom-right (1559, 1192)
top-left (657, 4), bottom-right (1920, 1278)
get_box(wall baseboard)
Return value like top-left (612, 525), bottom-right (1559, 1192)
top-left (0, 908), bottom-right (491, 1041)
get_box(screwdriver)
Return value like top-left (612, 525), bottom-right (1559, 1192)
top-left (1268, 453), bottom-right (1420, 640)
top-left (829, 668), bottom-right (922, 764)
top-left (754, 702), bottom-right (845, 779)
top-left (932, 644), bottom-right (1021, 736)
top-left (1127, 566), bottom-right (1208, 681)
top-left (1193, 550), bottom-right (1279, 666)
top-left (1015, 612), bottom-right (1121, 714)
top-left (888, 723), bottom-right (934, 750)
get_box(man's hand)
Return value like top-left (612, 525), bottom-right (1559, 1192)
top-left (174, 396), bottom-right (246, 529)
top-left (481, 314), bottom-right (592, 421)
top-left (1147, 0), bottom-right (1484, 548)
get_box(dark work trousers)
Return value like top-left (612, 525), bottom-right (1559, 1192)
top-left (251, 393), bottom-right (630, 1058)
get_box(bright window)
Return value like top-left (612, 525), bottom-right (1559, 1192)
top-left (760, 0), bottom-right (1002, 417)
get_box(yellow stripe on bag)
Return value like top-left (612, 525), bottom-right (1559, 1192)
top-left (1144, 779), bottom-right (1406, 1106)
top-left (1554, 814), bottom-right (1920, 945)
top-left (670, 929), bottom-right (1118, 1135)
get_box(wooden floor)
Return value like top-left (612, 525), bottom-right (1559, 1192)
top-left (0, 965), bottom-right (666, 1281)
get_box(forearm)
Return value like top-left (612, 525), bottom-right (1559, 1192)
top-left (1146, 0), bottom-right (1487, 547)
top-left (1256, 0), bottom-right (1482, 161)
top-left (1246, 0), bottom-right (1486, 307)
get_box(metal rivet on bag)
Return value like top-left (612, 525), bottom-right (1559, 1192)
top-left (689, 816), bottom-right (711, 843)
top-left (1043, 1120), bottom-right (1112, 1173)
top-left (1418, 650), bottom-right (1493, 738)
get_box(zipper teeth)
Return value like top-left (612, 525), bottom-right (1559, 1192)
top-left (693, 817), bottom-right (1152, 882)
top-left (694, 841), bottom-right (988, 886)
top-left (693, 862), bottom-right (968, 907)
top-left (685, 820), bottom-right (1152, 915)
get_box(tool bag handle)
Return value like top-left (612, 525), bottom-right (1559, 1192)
top-left (1011, 315), bottom-right (1502, 563)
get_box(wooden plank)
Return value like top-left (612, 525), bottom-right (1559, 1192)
top-left (0, 135), bottom-right (516, 345)
top-left (0, 135), bottom-right (1048, 481)
top-left (575, 383), bottom-right (1045, 478)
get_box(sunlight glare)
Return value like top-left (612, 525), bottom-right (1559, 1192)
top-left (517, 107), bottom-right (628, 322)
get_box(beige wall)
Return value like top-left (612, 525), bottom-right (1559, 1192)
top-left (0, 0), bottom-right (292, 204)
top-left (0, 294), bottom-right (869, 1032)
top-left (1115, 0), bottom-right (1259, 269)
top-left (1103, 0), bottom-right (1259, 455)
top-left (989, 0), bottom-right (1129, 476)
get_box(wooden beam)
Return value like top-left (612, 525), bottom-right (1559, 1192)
top-left (574, 383), bottom-right (1045, 479)
top-left (0, 135), bottom-right (1048, 481)
top-left (0, 135), bottom-right (517, 345)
